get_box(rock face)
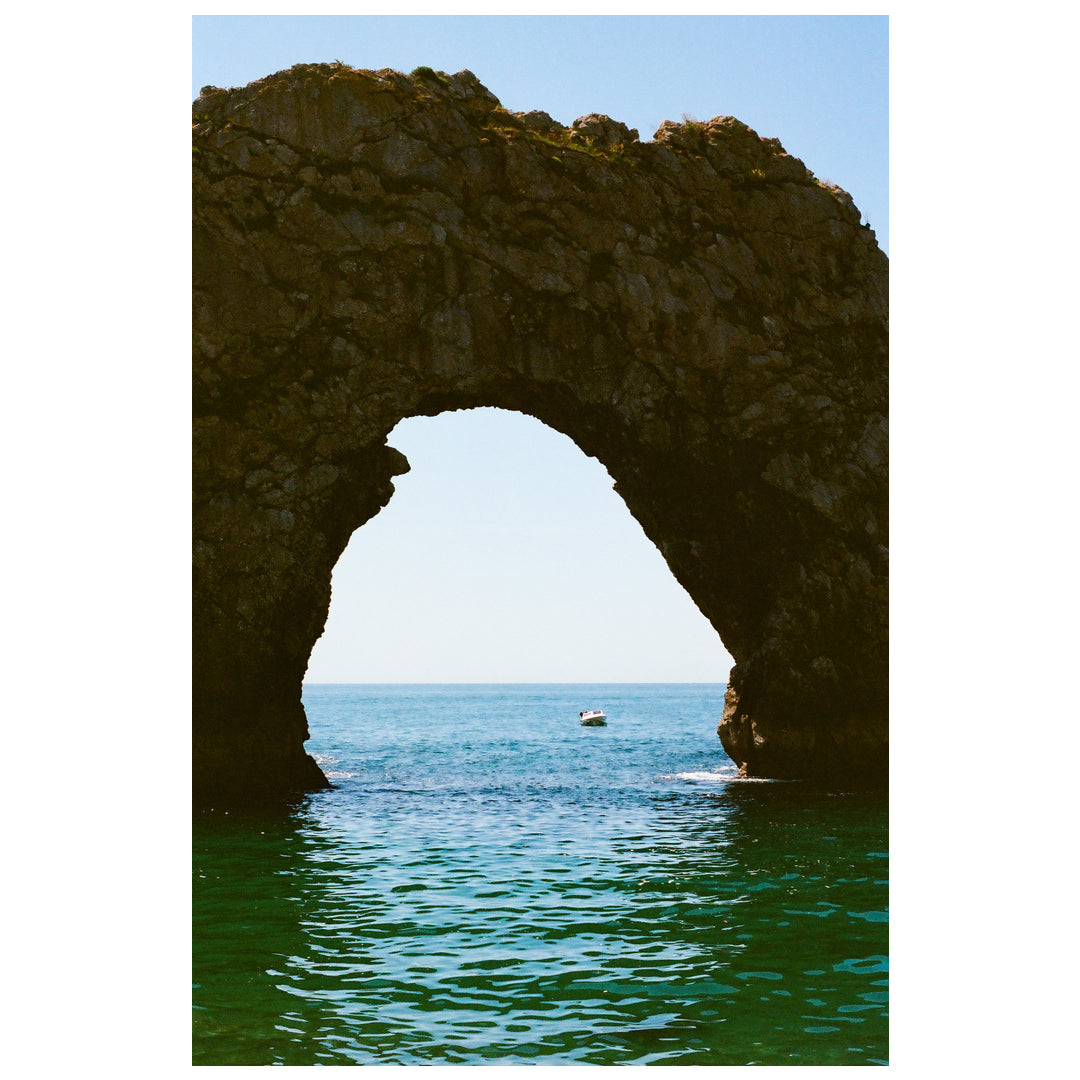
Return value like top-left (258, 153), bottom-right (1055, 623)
top-left (193, 64), bottom-right (888, 805)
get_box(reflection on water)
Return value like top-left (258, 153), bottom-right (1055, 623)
top-left (193, 685), bottom-right (887, 1065)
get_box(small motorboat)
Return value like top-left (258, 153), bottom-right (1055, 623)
top-left (579, 710), bottom-right (607, 726)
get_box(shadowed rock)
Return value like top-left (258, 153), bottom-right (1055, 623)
top-left (193, 64), bottom-right (888, 805)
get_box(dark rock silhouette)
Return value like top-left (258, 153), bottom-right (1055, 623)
top-left (193, 65), bottom-right (888, 804)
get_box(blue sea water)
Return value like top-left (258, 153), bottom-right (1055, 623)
top-left (192, 683), bottom-right (888, 1065)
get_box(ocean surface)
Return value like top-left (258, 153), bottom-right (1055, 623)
top-left (192, 684), bottom-right (888, 1065)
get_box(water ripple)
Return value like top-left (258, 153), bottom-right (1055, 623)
top-left (194, 685), bottom-right (888, 1066)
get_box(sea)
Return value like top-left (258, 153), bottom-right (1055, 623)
top-left (192, 683), bottom-right (888, 1066)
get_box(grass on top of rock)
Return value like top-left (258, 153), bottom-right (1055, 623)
top-left (410, 65), bottom-right (450, 86)
top-left (481, 110), bottom-right (634, 164)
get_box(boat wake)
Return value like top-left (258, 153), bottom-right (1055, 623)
top-left (663, 766), bottom-right (787, 784)
top-left (665, 766), bottom-right (741, 783)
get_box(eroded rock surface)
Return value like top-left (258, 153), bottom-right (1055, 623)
top-left (193, 64), bottom-right (888, 804)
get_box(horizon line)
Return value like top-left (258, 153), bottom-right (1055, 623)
top-left (302, 680), bottom-right (729, 686)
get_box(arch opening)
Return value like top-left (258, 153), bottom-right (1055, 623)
top-left (305, 407), bottom-right (734, 685)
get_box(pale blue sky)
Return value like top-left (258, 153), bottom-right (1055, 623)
top-left (193, 14), bottom-right (888, 683)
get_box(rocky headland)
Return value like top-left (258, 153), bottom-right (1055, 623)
top-left (193, 64), bottom-right (888, 804)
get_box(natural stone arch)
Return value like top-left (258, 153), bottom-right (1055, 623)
top-left (193, 64), bottom-right (888, 805)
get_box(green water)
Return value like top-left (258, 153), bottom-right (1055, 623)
top-left (193, 684), bottom-right (888, 1064)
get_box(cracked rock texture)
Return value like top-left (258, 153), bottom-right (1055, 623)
top-left (193, 64), bottom-right (888, 805)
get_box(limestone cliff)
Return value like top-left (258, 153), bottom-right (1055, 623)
top-left (193, 64), bottom-right (888, 804)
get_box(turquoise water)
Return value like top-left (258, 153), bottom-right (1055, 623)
top-left (193, 684), bottom-right (888, 1065)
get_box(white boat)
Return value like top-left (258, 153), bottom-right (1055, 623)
top-left (579, 710), bottom-right (607, 726)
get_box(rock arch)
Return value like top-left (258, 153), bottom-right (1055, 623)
top-left (193, 65), bottom-right (888, 805)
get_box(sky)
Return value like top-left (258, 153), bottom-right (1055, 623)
top-left (192, 13), bottom-right (888, 684)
